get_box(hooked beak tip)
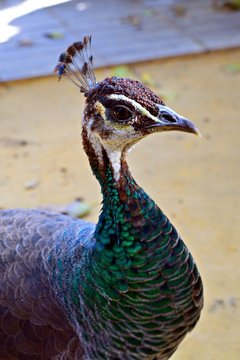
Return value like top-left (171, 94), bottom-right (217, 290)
top-left (190, 124), bottom-right (201, 137)
top-left (156, 105), bottom-right (201, 137)
top-left (195, 128), bottom-right (202, 138)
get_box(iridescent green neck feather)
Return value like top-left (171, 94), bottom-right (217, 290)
top-left (84, 149), bottom-right (174, 301)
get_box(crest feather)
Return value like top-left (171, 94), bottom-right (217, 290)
top-left (54, 36), bottom-right (97, 94)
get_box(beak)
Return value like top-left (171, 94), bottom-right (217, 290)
top-left (146, 104), bottom-right (201, 136)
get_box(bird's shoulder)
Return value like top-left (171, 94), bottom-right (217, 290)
top-left (0, 208), bottom-right (95, 314)
top-left (0, 208), bottom-right (95, 258)
top-left (0, 209), bottom-right (94, 358)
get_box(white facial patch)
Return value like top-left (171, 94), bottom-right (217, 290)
top-left (83, 116), bottom-right (131, 182)
top-left (83, 116), bottom-right (103, 163)
top-left (105, 149), bottom-right (122, 181)
top-left (108, 94), bottom-right (165, 124)
top-left (102, 127), bottom-right (137, 181)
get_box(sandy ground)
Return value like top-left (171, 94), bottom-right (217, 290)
top-left (0, 49), bottom-right (240, 359)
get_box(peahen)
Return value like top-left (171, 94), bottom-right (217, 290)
top-left (0, 36), bottom-right (203, 360)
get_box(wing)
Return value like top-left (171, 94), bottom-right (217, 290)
top-left (0, 209), bottom-right (94, 359)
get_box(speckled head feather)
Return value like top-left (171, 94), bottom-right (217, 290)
top-left (54, 36), bottom-right (97, 94)
top-left (86, 76), bottom-right (165, 114)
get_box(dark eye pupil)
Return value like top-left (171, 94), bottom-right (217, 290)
top-left (112, 106), bottom-right (132, 121)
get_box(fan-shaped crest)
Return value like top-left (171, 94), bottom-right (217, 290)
top-left (54, 36), bottom-right (97, 94)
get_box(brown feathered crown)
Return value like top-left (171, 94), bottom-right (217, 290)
top-left (54, 36), bottom-right (97, 94)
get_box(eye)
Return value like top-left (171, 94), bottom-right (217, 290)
top-left (111, 105), bottom-right (133, 122)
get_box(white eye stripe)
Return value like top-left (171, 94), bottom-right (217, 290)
top-left (108, 94), bottom-right (164, 124)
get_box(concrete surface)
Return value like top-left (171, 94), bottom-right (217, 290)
top-left (0, 48), bottom-right (240, 359)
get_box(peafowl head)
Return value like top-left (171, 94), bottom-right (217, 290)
top-left (55, 36), bottom-right (200, 181)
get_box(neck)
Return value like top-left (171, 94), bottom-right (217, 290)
top-left (82, 128), bottom-right (169, 291)
top-left (94, 159), bottom-right (159, 249)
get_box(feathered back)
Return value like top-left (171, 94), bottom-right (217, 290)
top-left (54, 36), bottom-right (97, 94)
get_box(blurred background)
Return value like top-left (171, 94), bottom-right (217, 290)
top-left (0, 0), bottom-right (240, 359)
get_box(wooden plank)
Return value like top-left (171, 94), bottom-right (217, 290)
top-left (0, 0), bottom-right (240, 82)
